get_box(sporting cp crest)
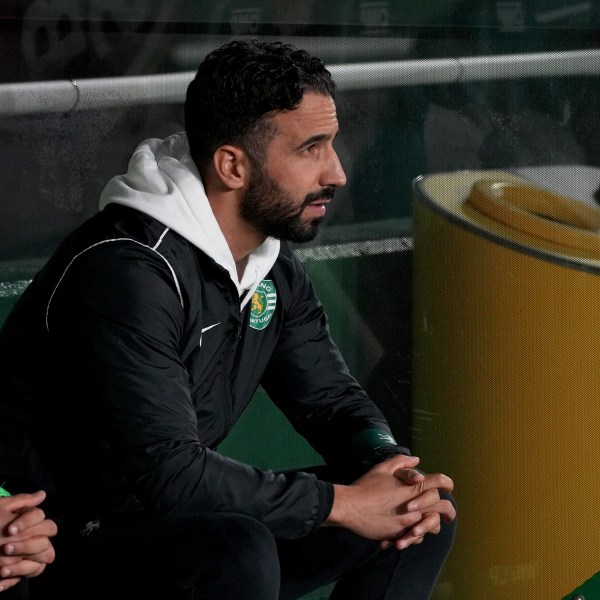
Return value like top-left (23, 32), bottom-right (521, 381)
top-left (249, 279), bottom-right (277, 330)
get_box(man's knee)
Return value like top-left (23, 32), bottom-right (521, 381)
top-left (193, 514), bottom-right (280, 598)
top-left (223, 514), bottom-right (279, 570)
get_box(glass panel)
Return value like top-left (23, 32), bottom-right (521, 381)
top-left (1, 3), bottom-right (598, 598)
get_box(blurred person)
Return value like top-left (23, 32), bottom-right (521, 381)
top-left (0, 39), bottom-right (455, 599)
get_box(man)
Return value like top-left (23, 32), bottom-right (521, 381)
top-left (0, 491), bottom-right (56, 598)
top-left (0, 39), bottom-right (455, 599)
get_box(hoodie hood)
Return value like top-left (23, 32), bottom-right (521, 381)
top-left (99, 132), bottom-right (280, 307)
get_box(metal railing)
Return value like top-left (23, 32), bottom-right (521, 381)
top-left (1, 48), bottom-right (599, 116)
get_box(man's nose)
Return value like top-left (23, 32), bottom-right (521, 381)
top-left (323, 148), bottom-right (347, 188)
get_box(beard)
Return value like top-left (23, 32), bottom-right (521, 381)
top-left (240, 162), bottom-right (336, 243)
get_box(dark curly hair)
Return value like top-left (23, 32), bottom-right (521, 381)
top-left (184, 39), bottom-right (336, 170)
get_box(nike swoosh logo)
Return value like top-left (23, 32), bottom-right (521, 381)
top-left (199, 322), bottom-right (221, 348)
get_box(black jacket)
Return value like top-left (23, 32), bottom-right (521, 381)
top-left (0, 204), bottom-right (406, 540)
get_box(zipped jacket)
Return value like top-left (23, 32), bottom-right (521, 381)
top-left (0, 134), bottom-right (406, 539)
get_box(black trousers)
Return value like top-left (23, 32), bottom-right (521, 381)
top-left (21, 490), bottom-right (455, 600)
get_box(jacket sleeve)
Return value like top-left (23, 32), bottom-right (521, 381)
top-left (47, 243), bottom-right (330, 539)
top-left (261, 248), bottom-right (410, 481)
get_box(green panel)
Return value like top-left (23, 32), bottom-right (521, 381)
top-left (219, 387), bottom-right (324, 470)
top-left (561, 570), bottom-right (600, 600)
top-left (300, 583), bottom-right (335, 600)
top-left (0, 295), bottom-right (18, 327)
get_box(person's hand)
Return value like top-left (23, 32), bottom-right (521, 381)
top-left (0, 491), bottom-right (57, 593)
top-left (324, 454), bottom-right (455, 550)
top-left (379, 465), bottom-right (455, 551)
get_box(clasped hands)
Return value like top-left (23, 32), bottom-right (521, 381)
top-left (0, 491), bottom-right (57, 593)
top-left (327, 454), bottom-right (455, 551)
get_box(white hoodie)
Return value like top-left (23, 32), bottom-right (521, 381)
top-left (98, 132), bottom-right (281, 309)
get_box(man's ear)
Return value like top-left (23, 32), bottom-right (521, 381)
top-left (211, 145), bottom-right (249, 190)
